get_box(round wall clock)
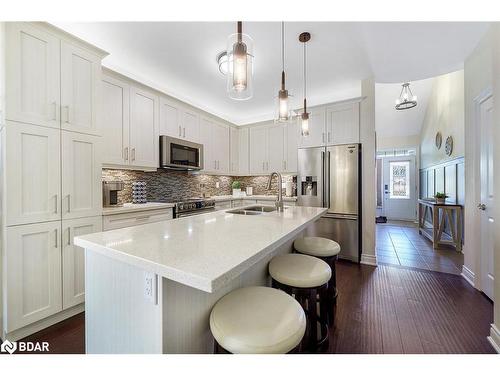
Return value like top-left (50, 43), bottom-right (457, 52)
top-left (435, 132), bottom-right (442, 149)
top-left (445, 136), bottom-right (453, 156)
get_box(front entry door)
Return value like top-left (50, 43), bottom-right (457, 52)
top-left (479, 96), bottom-right (494, 300)
top-left (382, 156), bottom-right (417, 221)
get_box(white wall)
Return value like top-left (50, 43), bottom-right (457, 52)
top-left (377, 134), bottom-right (420, 151)
top-left (419, 70), bottom-right (465, 169)
top-left (360, 78), bottom-right (377, 266)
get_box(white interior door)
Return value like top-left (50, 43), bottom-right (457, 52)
top-left (479, 96), bottom-right (494, 300)
top-left (382, 156), bottom-right (417, 221)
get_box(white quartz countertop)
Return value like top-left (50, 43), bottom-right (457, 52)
top-left (75, 205), bottom-right (326, 293)
top-left (212, 195), bottom-right (298, 202)
top-left (102, 202), bottom-right (175, 216)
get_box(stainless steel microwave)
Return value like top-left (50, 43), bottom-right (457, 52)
top-left (159, 136), bottom-right (204, 171)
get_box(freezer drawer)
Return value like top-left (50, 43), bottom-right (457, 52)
top-left (305, 215), bottom-right (360, 263)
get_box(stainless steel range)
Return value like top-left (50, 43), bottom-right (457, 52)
top-left (172, 198), bottom-right (216, 218)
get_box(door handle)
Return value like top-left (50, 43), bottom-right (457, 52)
top-left (321, 151), bottom-right (325, 207)
top-left (178, 125), bottom-right (182, 137)
top-left (124, 147), bottom-right (129, 161)
top-left (478, 203), bottom-right (486, 211)
top-left (54, 229), bottom-right (58, 248)
top-left (183, 127), bottom-right (186, 138)
top-left (327, 151), bottom-right (331, 208)
top-left (67, 194), bottom-right (71, 213)
top-left (68, 227), bottom-right (72, 245)
top-left (54, 194), bottom-right (58, 213)
top-left (132, 148), bottom-right (136, 161)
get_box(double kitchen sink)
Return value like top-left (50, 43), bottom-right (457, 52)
top-left (227, 205), bottom-right (287, 216)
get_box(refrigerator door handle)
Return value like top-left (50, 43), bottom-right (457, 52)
top-left (327, 151), bottom-right (331, 210)
top-left (324, 213), bottom-right (358, 220)
top-left (321, 151), bottom-right (325, 208)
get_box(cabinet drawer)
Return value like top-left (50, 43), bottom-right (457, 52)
top-left (231, 199), bottom-right (244, 208)
top-left (103, 208), bottom-right (173, 231)
top-left (215, 201), bottom-right (232, 211)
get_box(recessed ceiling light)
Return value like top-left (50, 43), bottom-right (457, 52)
top-left (216, 51), bottom-right (228, 75)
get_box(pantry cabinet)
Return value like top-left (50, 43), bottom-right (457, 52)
top-left (5, 122), bottom-right (61, 226)
top-left (61, 131), bottom-right (102, 219)
top-left (6, 221), bottom-right (63, 332)
top-left (62, 216), bottom-right (102, 309)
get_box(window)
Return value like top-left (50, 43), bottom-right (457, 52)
top-left (389, 161), bottom-right (410, 199)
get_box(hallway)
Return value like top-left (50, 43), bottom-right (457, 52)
top-left (376, 222), bottom-right (464, 274)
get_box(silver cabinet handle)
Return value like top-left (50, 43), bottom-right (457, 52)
top-left (284, 160), bottom-right (287, 170)
top-left (183, 127), bottom-right (186, 138)
top-left (50, 102), bottom-right (57, 120)
top-left (266, 162), bottom-right (269, 170)
top-left (262, 162), bottom-right (265, 171)
top-left (136, 216), bottom-right (151, 220)
top-left (132, 148), bottom-right (136, 161)
top-left (55, 229), bottom-right (58, 248)
top-left (67, 194), bottom-right (71, 213)
top-left (54, 194), bottom-right (58, 213)
top-left (214, 160), bottom-right (216, 169)
top-left (124, 147), bottom-right (129, 161)
top-left (322, 133), bottom-right (325, 143)
top-left (178, 125), bottom-right (182, 137)
top-left (328, 132), bottom-right (331, 143)
top-left (63, 105), bottom-right (70, 123)
top-left (68, 227), bottom-right (72, 245)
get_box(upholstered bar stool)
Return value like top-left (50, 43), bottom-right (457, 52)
top-left (269, 253), bottom-right (331, 351)
top-left (209, 286), bottom-right (306, 354)
top-left (294, 237), bottom-right (340, 324)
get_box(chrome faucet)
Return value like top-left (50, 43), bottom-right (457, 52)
top-left (267, 172), bottom-right (284, 212)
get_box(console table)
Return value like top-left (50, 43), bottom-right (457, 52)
top-left (418, 199), bottom-right (463, 252)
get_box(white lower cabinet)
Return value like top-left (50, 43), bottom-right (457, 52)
top-left (6, 221), bottom-right (63, 332)
top-left (103, 208), bottom-right (173, 231)
top-left (62, 216), bottom-right (102, 309)
top-left (215, 201), bottom-right (232, 211)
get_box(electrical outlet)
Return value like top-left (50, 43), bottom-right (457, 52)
top-left (144, 272), bottom-right (157, 303)
top-left (215, 181), bottom-right (220, 189)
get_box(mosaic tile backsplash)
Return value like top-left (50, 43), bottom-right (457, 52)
top-left (102, 169), bottom-right (296, 204)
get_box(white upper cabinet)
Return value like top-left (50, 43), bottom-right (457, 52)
top-left (249, 126), bottom-right (269, 174)
top-left (6, 22), bottom-right (60, 129)
top-left (268, 124), bottom-right (285, 172)
top-left (214, 122), bottom-right (229, 173)
top-left (284, 122), bottom-right (300, 173)
top-left (299, 108), bottom-right (326, 148)
top-left (326, 101), bottom-right (360, 145)
top-left (61, 131), bottom-right (102, 219)
top-left (182, 109), bottom-right (200, 142)
top-left (238, 128), bottom-right (250, 175)
top-left (6, 221), bottom-right (62, 332)
top-left (129, 85), bottom-right (159, 169)
top-left (5, 122), bottom-right (61, 226)
top-left (159, 96), bottom-right (181, 137)
top-left (230, 127), bottom-right (239, 174)
top-left (62, 216), bottom-right (102, 309)
top-left (199, 117), bottom-right (229, 173)
top-left (60, 41), bottom-right (101, 135)
top-left (199, 117), bottom-right (214, 172)
top-left (101, 73), bottom-right (130, 166)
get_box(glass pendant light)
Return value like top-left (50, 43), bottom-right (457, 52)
top-left (299, 32), bottom-right (311, 136)
top-left (276, 22), bottom-right (291, 122)
top-left (227, 21), bottom-right (253, 100)
top-left (395, 82), bottom-right (417, 110)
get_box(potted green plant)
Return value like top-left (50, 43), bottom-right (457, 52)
top-left (232, 181), bottom-right (241, 197)
top-left (434, 192), bottom-right (448, 204)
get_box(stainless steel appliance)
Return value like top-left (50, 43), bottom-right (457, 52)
top-left (298, 144), bottom-right (361, 262)
top-left (102, 181), bottom-right (125, 207)
top-left (159, 136), bottom-right (203, 171)
top-left (172, 198), bottom-right (216, 218)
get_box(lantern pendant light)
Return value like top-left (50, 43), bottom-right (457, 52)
top-left (395, 82), bottom-right (417, 110)
top-left (277, 22), bottom-right (291, 122)
top-left (227, 21), bottom-right (254, 100)
top-left (299, 32), bottom-right (311, 136)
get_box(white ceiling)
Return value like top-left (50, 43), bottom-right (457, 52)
top-left (52, 22), bottom-right (489, 125)
top-left (375, 78), bottom-right (435, 138)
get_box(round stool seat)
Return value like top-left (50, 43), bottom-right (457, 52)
top-left (269, 253), bottom-right (331, 288)
top-left (210, 286), bottom-right (306, 354)
top-left (294, 237), bottom-right (341, 257)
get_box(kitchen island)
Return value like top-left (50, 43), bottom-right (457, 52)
top-left (75, 205), bottom-right (327, 354)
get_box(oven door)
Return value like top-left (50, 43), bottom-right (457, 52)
top-left (160, 136), bottom-right (204, 170)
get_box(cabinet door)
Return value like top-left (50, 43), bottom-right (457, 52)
top-left (129, 86), bottom-right (159, 169)
top-left (6, 22), bottom-right (60, 128)
top-left (6, 221), bottom-right (62, 332)
top-left (214, 122), bottom-right (230, 173)
top-left (285, 122), bottom-right (300, 173)
top-left (159, 96), bottom-right (181, 137)
top-left (299, 108), bottom-right (326, 148)
top-left (249, 126), bottom-right (268, 174)
top-left (62, 216), bottom-right (102, 309)
top-left (199, 117), bottom-right (215, 172)
top-left (62, 131), bottom-right (102, 219)
top-left (238, 128), bottom-right (249, 175)
top-left (101, 74), bottom-right (130, 165)
top-left (268, 124), bottom-right (285, 172)
top-left (6, 122), bottom-right (61, 225)
top-left (230, 127), bottom-right (239, 174)
top-left (61, 41), bottom-right (101, 135)
top-left (181, 109), bottom-right (200, 142)
top-left (326, 102), bottom-right (359, 145)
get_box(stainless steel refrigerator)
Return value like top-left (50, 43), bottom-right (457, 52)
top-left (297, 144), bottom-right (361, 262)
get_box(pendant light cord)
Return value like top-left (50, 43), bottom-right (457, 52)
top-left (303, 39), bottom-right (307, 112)
top-left (281, 22), bottom-right (285, 72)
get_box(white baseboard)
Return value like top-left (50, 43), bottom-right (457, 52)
top-left (487, 324), bottom-right (500, 353)
top-left (2, 304), bottom-right (84, 342)
top-left (461, 265), bottom-right (476, 287)
top-left (360, 253), bottom-right (377, 266)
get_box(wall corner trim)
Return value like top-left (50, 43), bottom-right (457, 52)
top-left (487, 324), bottom-right (500, 353)
top-left (461, 265), bottom-right (476, 287)
top-left (360, 253), bottom-right (377, 267)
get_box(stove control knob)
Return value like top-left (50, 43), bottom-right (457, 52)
top-left (178, 203), bottom-right (184, 210)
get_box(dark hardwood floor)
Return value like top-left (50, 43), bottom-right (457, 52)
top-left (20, 261), bottom-right (495, 354)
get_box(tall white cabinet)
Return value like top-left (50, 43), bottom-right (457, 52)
top-left (1, 22), bottom-right (107, 340)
